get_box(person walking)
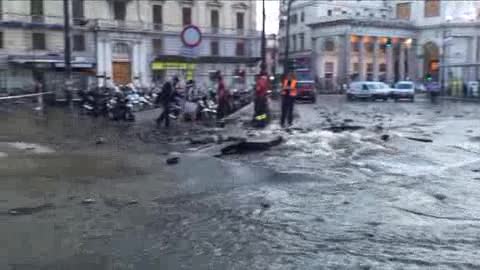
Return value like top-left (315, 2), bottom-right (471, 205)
top-left (253, 72), bottom-right (269, 126)
top-left (216, 71), bottom-right (229, 120)
top-left (280, 72), bottom-right (297, 127)
top-left (156, 76), bottom-right (179, 127)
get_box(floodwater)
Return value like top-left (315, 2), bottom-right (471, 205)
top-left (2, 96), bottom-right (480, 269)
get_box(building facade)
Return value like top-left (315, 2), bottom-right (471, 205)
top-left (279, 0), bottom-right (480, 93)
top-left (0, 0), bottom-right (261, 95)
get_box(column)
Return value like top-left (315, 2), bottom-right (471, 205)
top-left (399, 41), bottom-right (406, 80)
top-left (386, 38), bottom-right (394, 84)
top-left (315, 38), bottom-right (325, 89)
top-left (470, 36), bottom-right (478, 81)
top-left (372, 37), bottom-right (379, 81)
top-left (104, 41), bottom-right (112, 86)
top-left (140, 40), bottom-right (149, 86)
top-left (407, 39), bottom-right (416, 81)
top-left (132, 42), bottom-right (140, 83)
top-left (96, 39), bottom-right (105, 87)
top-left (359, 36), bottom-right (366, 81)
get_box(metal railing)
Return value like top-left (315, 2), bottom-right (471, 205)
top-left (94, 19), bottom-right (261, 38)
top-left (0, 12), bottom-right (64, 26)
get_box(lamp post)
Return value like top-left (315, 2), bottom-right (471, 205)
top-left (260, 0), bottom-right (266, 73)
top-left (63, 0), bottom-right (72, 107)
top-left (282, 0), bottom-right (293, 76)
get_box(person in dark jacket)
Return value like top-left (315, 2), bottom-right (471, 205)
top-left (156, 76), bottom-right (179, 127)
top-left (216, 71), bottom-right (229, 119)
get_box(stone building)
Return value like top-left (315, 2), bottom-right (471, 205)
top-left (0, 0), bottom-right (261, 95)
top-left (279, 0), bottom-right (480, 92)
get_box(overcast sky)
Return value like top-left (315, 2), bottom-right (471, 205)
top-left (256, 0), bottom-right (280, 34)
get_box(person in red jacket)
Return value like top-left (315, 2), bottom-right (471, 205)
top-left (254, 72), bottom-right (269, 119)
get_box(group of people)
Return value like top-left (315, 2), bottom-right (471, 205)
top-left (155, 70), bottom-right (299, 129)
top-left (253, 71), bottom-right (298, 128)
top-left (155, 71), bottom-right (230, 128)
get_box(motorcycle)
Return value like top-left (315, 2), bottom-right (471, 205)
top-left (106, 91), bottom-right (135, 121)
top-left (78, 87), bottom-right (109, 117)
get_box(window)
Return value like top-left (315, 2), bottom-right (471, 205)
top-left (324, 39), bottom-right (335, 51)
top-left (235, 42), bottom-right (245, 56)
top-left (32, 33), bottom-right (46, 50)
top-left (292, 34), bottom-right (297, 51)
top-left (152, 39), bottom-right (163, 55)
top-left (366, 42), bottom-right (374, 53)
top-left (31, 0), bottom-right (44, 22)
top-left (353, 63), bottom-right (360, 73)
top-left (342, 10), bottom-right (347, 15)
top-left (290, 14), bottom-right (297, 24)
top-left (211, 10), bottom-right (219, 32)
top-left (424, 0), bottom-right (440, 17)
top-left (379, 63), bottom-right (386, 72)
top-left (183, 7), bottom-right (192, 26)
top-left (396, 3), bottom-right (411, 19)
top-left (325, 62), bottom-right (334, 73)
top-left (327, 10), bottom-right (332, 16)
top-left (352, 41), bottom-right (360, 52)
top-left (367, 63), bottom-right (373, 73)
top-left (73, 34), bottom-right (85, 51)
top-left (72, 0), bottom-right (84, 20)
top-left (153, 5), bottom-right (163, 30)
top-left (210, 41), bottom-right (219, 56)
top-left (301, 12), bottom-right (305, 22)
top-left (0, 32), bottom-right (3, 49)
top-left (236, 13), bottom-right (244, 30)
top-left (299, 33), bottom-right (305, 51)
top-left (113, 1), bottom-right (126, 21)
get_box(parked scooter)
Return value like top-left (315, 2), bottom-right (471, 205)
top-left (106, 90), bottom-right (135, 121)
top-left (78, 87), bottom-right (109, 117)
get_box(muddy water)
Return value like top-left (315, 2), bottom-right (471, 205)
top-left (3, 99), bottom-right (480, 269)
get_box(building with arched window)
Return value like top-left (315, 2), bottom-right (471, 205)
top-left (279, 0), bottom-right (480, 94)
top-left (0, 0), bottom-right (261, 96)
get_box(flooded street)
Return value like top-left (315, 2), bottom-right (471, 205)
top-left (2, 96), bottom-right (480, 269)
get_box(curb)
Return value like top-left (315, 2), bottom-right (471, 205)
top-left (441, 97), bottom-right (480, 103)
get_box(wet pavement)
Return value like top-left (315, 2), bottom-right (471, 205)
top-left (2, 96), bottom-right (480, 269)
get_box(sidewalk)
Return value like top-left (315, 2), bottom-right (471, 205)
top-left (441, 96), bottom-right (480, 103)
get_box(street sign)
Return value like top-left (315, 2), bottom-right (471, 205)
top-left (181, 25), bottom-right (202, 48)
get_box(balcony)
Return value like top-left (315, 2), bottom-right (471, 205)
top-left (0, 13), bottom-right (64, 30)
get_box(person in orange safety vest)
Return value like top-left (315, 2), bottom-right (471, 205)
top-left (280, 72), bottom-right (297, 127)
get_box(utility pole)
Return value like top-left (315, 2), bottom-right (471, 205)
top-left (282, 0), bottom-right (293, 76)
top-left (260, 0), bottom-right (266, 73)
top-left (63, 0), bottom-right (72, 106)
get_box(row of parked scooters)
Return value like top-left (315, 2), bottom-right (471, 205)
top-left (77, 82), bottom-right (251, 122)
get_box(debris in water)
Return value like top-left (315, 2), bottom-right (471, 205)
top-left (95, 137), bottom-right (106, 145)
top-left (166, 157), bottom-right (180, 165)
top-left (467, 130), bottom-right (473, 133)
top-left (405, 137), bottom-right (433, 143)
top-left (433, 193), bottom-right (447, 201)
top-left (220, 136), bottom-right (283, 155)
top-left (81, 198), bottom-right (96, 205)
top-left (374, 125), bottom-right (383, 132)
top-left (380, 134), bottom-right (390, 142)
top-left (325, 125), bottom-right (364, 133)
top-left (343, 119), bottom-right (354, 123)
top-left (260, 202), bottom-right (271, 209)
top-left (472, 169), bottom-right (480, 173)
top-left (8, 203), bottom-right (54, 216)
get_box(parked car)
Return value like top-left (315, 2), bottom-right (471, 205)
top-left (296, 81), bottom-right (317, 103)
top-left (347, 81), bottom-right (390, 101)
top-left (372, 82), bottom-right (393, 101)
top-left (392, 81), bottom-right (415, 102)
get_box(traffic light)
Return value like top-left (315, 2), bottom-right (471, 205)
top-left (425, 73), bottom-right (432, 82)
top-left (385, 38), bottom-right (392, 48)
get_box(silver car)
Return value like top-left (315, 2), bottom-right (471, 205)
top-left (347, 81), bottom-right (391, 101)
top-left (393, 81), bottom-right (415, 102)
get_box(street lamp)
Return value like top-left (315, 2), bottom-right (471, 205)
top-left (282, 0), bottom-right (294, 77)
top-left (260, 0), bottom-right (266, 73)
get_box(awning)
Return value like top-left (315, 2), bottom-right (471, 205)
top-left (8, 54), bottom-right (95, 69)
